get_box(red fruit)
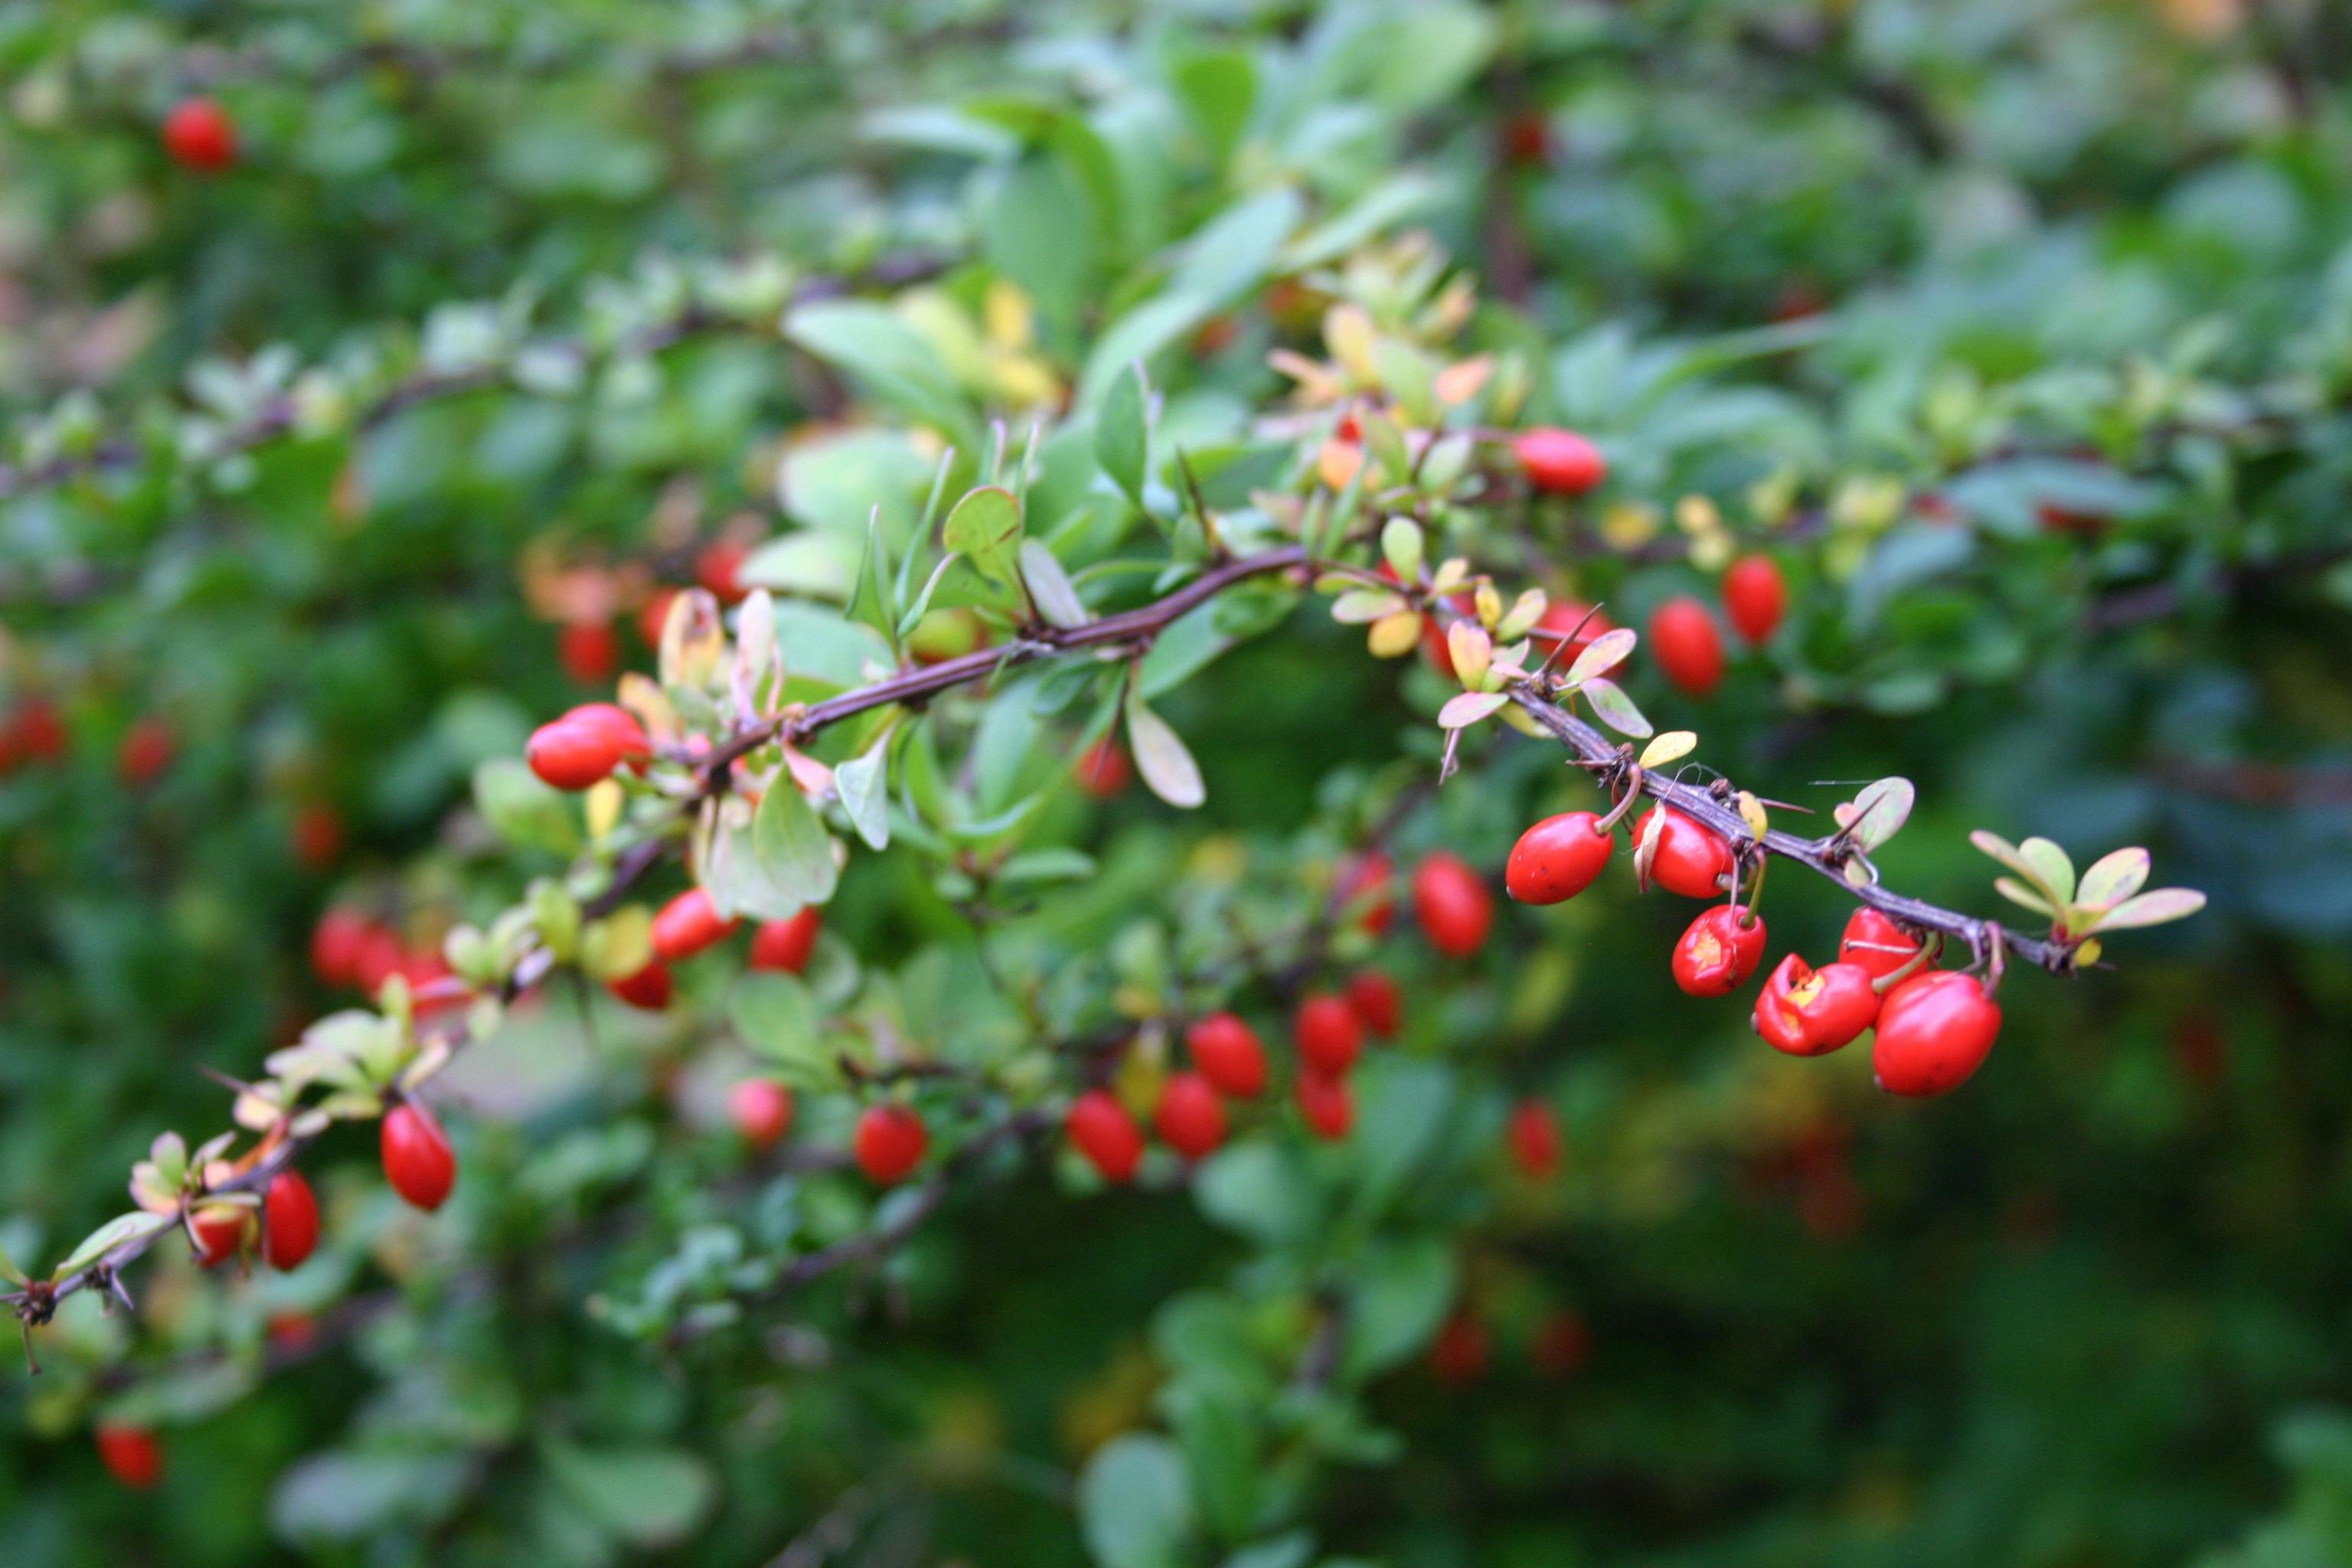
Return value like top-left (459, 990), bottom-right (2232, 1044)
top-left (1344, 969), bottom-right (1402, 1038)
top-left (1412, 851), bottom-right (1493, 958)
top-left (352, 923), bottom-right (406, 994)
top-left (1066, 1089), bottom-right (1145, 1182)
top-left (1671, 905), bottom-right (1769, 997)
top-left (1154, 1072), bottom-right (1226, 1160)
top-left (1648, 596), bottom-right (1725, 698)
top-left (1515, 428), bottom-right (1608, 495)
top-left (1504, 812), bottom-right (1615, 905)
top-left (1508, 1099), bottom-right (1563, 1178)
top-left (558, 620), bottom-right (619, 684)
top-left (290, 802), bottom-right (344, 870)
top-left (652, 888), bottom-right (740, 962)
top-left (1838, 908), bottom-right (1922, 981)
top-left (750, 909), bottom-right (821, 975)
top-left (96, 1423), bottom-right (162, 1490)
top-left (1531, 1309), bottom-right (1590, 1377)
top-left (1533, 599), bottom-right (1616, 661)
top-left (695, 539), bottom-right (753, 604)
top-left (266, 1311), bottom-right (318, 1354)
top-left (263, 1169), bottom-right (319, 1270)
top-left (1634, 807), bottom-right (1733, 899)
top-left (2037, 502), bottom-right (2108, 537)
top-left (853, 1104), bottom-right (927, 1184)
top-left (1500, 109), bottom-right (1552, 168)
top-left (116, 717), bottom-right (175, 789)
top-left (1722, 555), bottom-right (1787, 645)
top-left (1186, 1012), bottom-right (1268, 1098)
top-left (728, 1080), bottom-right (794, 1150)
top-left (190, 1204), bottom-right (249, 1269)
top-left (162, 96), bottom-right (237, 171)
top-left (381, 1102), bottom-right (457, 1211)
top-left (1293, 993), bottom-right (1362, 1076)
top-left (525, 714), bottom-right (623, 790)
top-left (310, 907), bottom-right (371, 987)
top-left (12, 697), bottom-right (67, 761)
top-left (1429, 1311), bottom-right (1491, 1384)
top-left (1296, 1070), bottom-right (1353, 1140)
top-left (606, 960), bottom-right (674, 1011)
top-left (1873, 971), bottom-right (2001, 1097)
top-left (1753, 954), bottom-right (1880, 1056)
top-left (1336, 849), bottom-right (1396, 936)
top-left (1075, 737), bottom-right (1132, 799)
top-left (638, 588), bottom-right (680, 649)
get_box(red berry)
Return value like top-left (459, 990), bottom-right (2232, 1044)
top-left (190, 1203), bottom-right (249, 1269)
top-left (1531, 1309), bottom-right (1590, 1377)
top-left (558, 620), bottom-right (619, 684)
top-left (310, 907), bottom-right (372, 988)
top-left (1533, 599), bottom-right (1616, 661)
top-left (1336, 850), bottom-right (1396, 937)
top-left (526, 715), bottom-right (622, 790)
top-left (162, 96), bottom-right (237, 172)
top-left (1515, 428), bottom-right (1608, 495)
top-left (1504, 811), bottom-right (1615, 904)
top-left (728, 1080), bottom-right (794, 1150)
top-left (11, 697), bottom-right (67, 762)
top-left (116, 717), bottom-right (175, 789)
top-left (1066, 1089), bottom-right (1145, 1182)
top-left (1295, 1070), bottom-right (1353, 1140)
top-left (1648, 596), bottom-right (1725, 698)
top-left (1154, 1072), bottom-right (1226, 1160)
top-left (749, 909), bottom-right (821, 975)
top-left (263, 1168), bottom-right (319, 1271)
top-left (1500, 109), bottom-right (1552, 168)
top-left (1429, 1311), bottom-right (1491, 1384)
top-left (1634, 806), bottom-right (1733, 899)
top-left (652, 888), bottom-right (740, 962)
top-left (1753, 954), bottom-right (1880, 1056)
top-left (1344, 969), bottom-right (1402, 1038)
top-left (381, 1102), bottom-right (457, 1211)
top-left (853, 1104), bottom-right (928, 1184)
top-left (1412, 851), bottom-right (1493, 959)
top-left (695, 539), bottom-right (753, 604)
top-left (1293, 993), bottom-right (1362, 1076)
top-left (290, 802), bottom-right (344, 870)
top-left (1838, 908), bottom-right (1921, 980)
top-left (1671, 905), bottom-right (1769, 997)
top-left (1186, 1012), bottom-right (1267, 1098)
top-left (1722, 556), bottom-right (1787, 645)
top-left (96, 1423), bottom-right (162, 1490)
top-left (638, 588), bottom-right (681, 649)
top-left (606, 960), bottom-right (674, 1011)
top-left (1872, 971), bottom-right (2001, 1097)
top-left (352, 923), bottom-right (406, 994)
top-left (266, 1311), bottom-right (318, 1354)
top-left (1075, 737), bottom-right (1132, 799)
top-left (1508, 1099), bottom-right (1563, 1178)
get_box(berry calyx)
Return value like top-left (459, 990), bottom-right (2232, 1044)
top-left (1671, 905), bottom-right (1769, 997)
top-left (1507, 1099), bottom-right (1563, 1178)
top-left (263, 1168), bottom-right (319, 1271)
top-left (1293, 993), bottom-right (1363, 1076)
top-left (749, 908), bottom-right (822, 975)
top-left (1186, 1011), bottom-right (1268, 1098)
top-left (1634, 806), bottom-right (1734, 898)
top-left (1838, 908), bottom-right (1922, 980)
top-left (1336, 849), bottom-right (1396, 936)
top-left (1872, 970), bottom-right (2001, 1097)
top-left (853, 1104), bottom-right (928, 1184)
top-left (1074, 737), bottom-right (1132, 799)
top-left (1295, 1070), bottom-right (1353, 1140)
top-left (190, 1203), bottom-right (250, 1269)
top-left (652, 888), bottom-right (740, 962)
top-left (1722, 555), bottom-right (1788, 645)
top-left (381, 1102), bottom-right (457, 1211)
top-left (96, 1423), bottom-right (162, 1489)
top-left (606, 959), bottom-right (674, 1011)
top-left (1412, 851), bottom-right (1493, 958)
top-left (1648, 596), bottom-right (1726, 698)
top-left (162, 97), bottom-right (237, 171)
top-left (1505, 812), bottom-right (1615, 904)
top-left (1344, 969), bottom-right (1402, 1038)
top-left (728, 1080), bottom-right (794, 1150)
top-left (1515, 427), bottom-right (1608, 495)
top-left (1154, 1072), bottom-right (1226, 1160)
top-left (1067, 1089), bottom-right (1145, 1182)
top-left (1753, 954), bottom-right (1881, 1055)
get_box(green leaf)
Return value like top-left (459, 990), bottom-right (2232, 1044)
top-left (2076, 847), bottom-right (2151, 910)
top-left (57, 1212), bottom-right (166, 1278)
top-left (846, 508), bottom-right (897, 648)
top-left (1096, 362), bottom-right (1151, 505)
top-left (2086, 887), bottom-right (2207, 932)
top-left (472, 758), bottom-right (581, 858)
top-left (1171, 47), bottom-right (1256, 166)
top-left (2019, 837), bottom-right (2077, 906)
top-left (1437, 692), bottom-right (1508, 728)
top-left (1020, 539), bottom-right (1090, 629)
top-left (1341, 1236), bottom-right (1456, 1380)
top-left (0, 1239), bottom-right (22, 1285)
top-left (271, 1450), bottom-right (472, 1544)
top-left (942, 485), bottom-right (1025, 586)
top-left (1844, 777), bottom-right (1916, 852)
top-left (998, 847), bottom-right (1097, 884)
top-left (750, 781), bottom-right (840, 906)
top-left (732, 975), bottom-right (837, 1088)
top-left (1564, 627), bottom-right (1636, 685)
top-left (1079, 1434), bottom-right (1194, 1568)
top-left (785, 299), bottom-right (975, 446)
top-left (1994, 877), bottom-right (2060, 919)
top-left (1579, 677), bottom-right (1651, 737)
top-left (835, 734), bottom-right (892, 851)
top-left (1220, 1535), bottom-right (1315, 1568)
top-left (541, 1442), bottom-right (717, 1550)
top-left (1125, 700), bottom-right (1205, 808)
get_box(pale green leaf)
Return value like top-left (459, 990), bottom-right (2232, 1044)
top-left (1125, 701), bottom-right (1205, 808)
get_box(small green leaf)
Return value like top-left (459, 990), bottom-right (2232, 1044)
top-left (1018, 539), bottom-right (1089, 629)
top-left (2086, 887), bottom-right (2207, 932)
top-left (57, 1212), bottom-right (166, 1278)
top-left (1380, 517), bottom-right (1423, 582)
top-left (1563, 627), bottom-right (1636, 686)
top-left (1844, 777), bottom-right (1915, 852)
top-left (1640, 731), bottom-right (1697, 769)
top-left (2076, 847), bottom-right (2151, 910)
top-left (1080, 1435), bottom-right (1194, 1568)
top-left (1096, 362), bottom-right (1150, 505)
top-left (1994, 877), bottom-right (2060, 919)
top-left (1126, 701), bottom-right (1205, 808)
top-left (732, 974), bottom-right (837, 1088)
top-left (942, 485), bottom-right (1024, 585)
top-left (1331, 589), bottom-right (1408, 624)
top-left (835, 735), bottom-right (892, 851)
top-left (541, 1442), bottom-right (717, 1550)
top-left (2019, 837), bottom-right (2076, 906)
top-left (1579, 677), bottom-right (1652, 737)
top-left (472, 759), bottom-right (581, 858)
top-left (750, 782), bottom-right (840, 905)
top-left (1437, 691), bottom-right (1508, 729)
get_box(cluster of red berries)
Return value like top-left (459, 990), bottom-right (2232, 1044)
top-left (1643, 555), bottom-right (1785, 700)
top-left (1428, 1304), bottom-right (1590, 1387)
top-left (188, 1166), bottom-right (320, 1274)
top-left (610, 888), bottom-right (820, 1013)
top-left (309, 906), bottom-right (456, 1000)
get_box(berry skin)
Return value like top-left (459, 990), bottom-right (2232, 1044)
top-left (694, 539), bottom-right (752, 604)
top-left (1508, 1099), bottom-right (1563, 1178)
top-left (1838, 908), bottom-right (1922, 981)
top-left (1429, 1311), bottom-right (1491, 1384)
top-left (1295, 1070), bottom-right (1354, 1140)
top-left (1505, 812), bottom-right (1615, 905)
top-left (116, 717), bottom-right (175, 789)
top-left (162, 97), bottom-right (237, 171)
top-left (11, 697), bottom-right (67, 762)
top-left (606, 959), bottom-right (673, 1011)
top-left (263, 1169), bottom-right (319, 1271)
top-left (525, 703), bottom-right (648, 790)
top-left (311, 907), bottom-right (373, 988)
top-left (1413, 851), bottom-right (1494, 959)
top-left (1533, 599), bottom-right (1615, 661)
top-left (1753, 954), bottom-right (1881, 1056)
top-left (1671, 905), bottom-right (1769, 997)
top-left (1722, 555), bottom-right (1788, 645)
top-left (190, 1203), bottom-right (250, 1269)
top-left (381, 1102), bottom-right (457, 1211)
top-left (652, 888), bottom-right (740, 962)
top-left (1634, 807), bottom-right (1734, 899)
top-left (1067, 1090), bottom-right (1145, 1182)
top-left (1648, 596), bottom-right (1726, 698)
top-left (750, 909), bottom-right (822, 975)
top-left (353, 923), bottom-right (407, 995)
top-left (1515, 428), bottom-right (1608, 495)
top-left (290, 802), bottom-right (344, 870)
top-left (1293, 993), bottom-right (1362, 1076)
top-left (728, 1080), bottom-right (794, 1151)
top-left (558, 620), bottom-right (619, 684)
top-left (96, 1423), bottom-right (162, 1489)
top-left (853, 1105), bottom-right (928, 1184)
top-left (1344, 969), bottom-right (1402, 1039)
top-left (1873, 971), bottom-right (2001, 1097)
top-left (1336, 849), bottom-right (1396, 936)
top-left (1186, 1012), bottom-right (1268, 1098)
top-left (1075, 737), bottom-right (1132, 799)
top-left (1154, 1072), bottom-right (1227, 1160)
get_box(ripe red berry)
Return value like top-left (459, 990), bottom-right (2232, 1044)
top-left (1634, 806), bottom-right (1733, 899)
top-left (728, 1080), bottom-right (794, 1150)
top-left (1500, 109), bottom-right (1552, 168)
top-left (1873, 971), bottom-right (2001, 1097)
top-left (1531, 1309), bottom-right (1590, 1377)
top-left (263, 1169), bottom-right (320, 1271)
top-left (750, 908), bottom-right (821, 975)
top-left (96, 1423), bottom-right (162, 1489)
top-left (1515, 427), bottom-right (1608, 495)
top-left (1721, 555), bottom-right (1787, 645)
top-left (289, 802), bottom-right (344, 870)
top-left (190, 1203), bottom-right (250, 1269)
top-left (1186, 1012), bottom-right (1268, 1098)
top-left (1648, 596), bottom-right (1725, 698)
top-left (1533, 599), bottom-right (1615, 662)
top-left (1838, 908), bottom-right (1922, 980)
top-left (525, 703), bottom-right (648, 790)
top-left (854, 1104), bottom-right (928, 1184)
top-left (1344, 969), bottom-right (1402, 1038)
top-left (1412, 851), bottom-right (1493, 958)
top-left (1505, 811), bottom-right (1615, 904)
top-left (310, 907), bottom-right (372, 988)
top-left (1075, 737), bottom-right (1132, 799)
top-left (11, 697), bottom-right (67, 762)
top-left (1508, 1099), bottom-right (1563, 1178)
top-left (353, 923), bottom-right (407, 995)
top-left (638, 588), bottom-right (681, 649)
top-left (1067, 1089), bottom-right (1145, 1182)
top-left (116, 717), bottom-right (175, 789)
top-left (162, 96), bottom-right (237, 172)
top-left (558, 620), bottom-right (620, 684)
top-left (1155, 1072), bottom-right (1226, 1160)
top-left (1671, 905), bottom-right (1769, 997)
top-left (652, 888), bottom-right (740, 962)
top-left (1293, 993), bottom-right (1362, 1076)
top-left (1336, 849), bottom-right (1396, 936)
top-left (381, 1102), bottom-right (457, 1211)
top-left (1429, 1311), bottom-right (1491, 1384)
top-left (1295, 1070), bottom-right (1353, 1140)
top-left (1753, 954), bottom-right (1881, 1056)
top-left (606, 960), bottom-right (674, 1011)
top-left (694, 539), bottom-right (753, 604)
